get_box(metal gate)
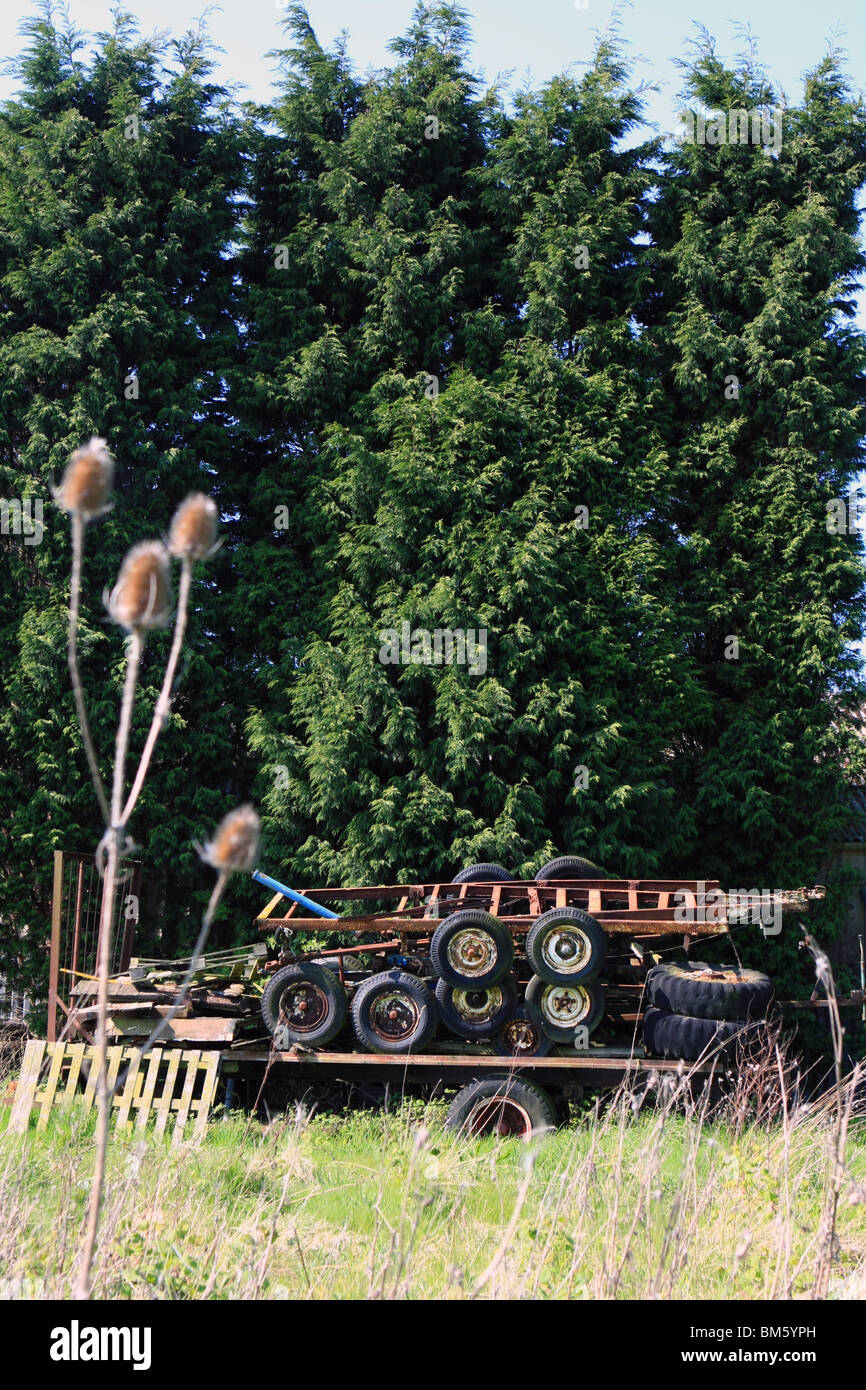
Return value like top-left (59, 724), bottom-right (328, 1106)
top-left (47, 849), bottom-right (142, 1041)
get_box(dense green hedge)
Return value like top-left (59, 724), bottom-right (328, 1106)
top-left (1, 3), bottom-right (864, 1011)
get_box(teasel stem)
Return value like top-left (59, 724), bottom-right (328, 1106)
top-left (67, 512), bottom-right (110, 825)
top-left (122, 557), bottom-right (192, 824)
top-left (75, 629), bottom-right (143, 1301)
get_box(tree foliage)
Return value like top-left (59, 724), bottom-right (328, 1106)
top-left (1, 4), bottom-right (864, 1006)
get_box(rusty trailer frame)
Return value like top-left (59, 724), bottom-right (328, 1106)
top-left (254, 877), bottom-right (824, 939)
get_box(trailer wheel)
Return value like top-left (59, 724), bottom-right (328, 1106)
top-left (525, 907), bottom-right (606, 985)
top-left (261, 963), bottom-right (347, 1046)
top-left (535, 855), bottom-right (608, 882)
top-left (642, 1005), bottom-right (764, 1062)
top-left (645, 961), bottom-right (774, 1021)
top-left (351, 970), bottom-right (438, 1054)
top-left (446, 1075), bottom-right (558, 1139)
top-left (491, 1004), bottom-right (553, 1058)
top-left (524, 975), bottom-right (604, 1042)
top-left (430, 909), bottom-right (514, 988)
top-left (434, 974), bottom-right (516, 1040)
top-left (451, 863), bottom-right (515, 883)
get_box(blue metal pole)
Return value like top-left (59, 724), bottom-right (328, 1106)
top-left (251, 869), bottom-right (340, 920)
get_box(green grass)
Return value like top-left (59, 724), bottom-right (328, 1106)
top-left (2, 1083), bottom-right (865, 1299)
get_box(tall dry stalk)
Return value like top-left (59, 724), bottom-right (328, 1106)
top-left (55, 445), bottom-right (254, 1298)
top-left (802, 929), bottom-right (863, 1299)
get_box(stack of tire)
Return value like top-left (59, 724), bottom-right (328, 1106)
top-left (430, 858), bottom-right (608, 1058)
top-left (259, 856), bottom-right (610, 1057)
top-left (642, 960), bottom-right (774, 1062)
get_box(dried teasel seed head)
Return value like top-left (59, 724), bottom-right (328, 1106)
top-left (169, 493), bottom-right (219, 562)
top-left (54, 436), bottom-right (114, 519)
top-left (200, 805), bottom-right (260, 874)
top-left (107, 541), bottom-right (172, 632)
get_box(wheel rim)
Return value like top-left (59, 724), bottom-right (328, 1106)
top-left (539, 984), bottom-right (592, 1029)
top-left (278, 981), bottom-right (330, 1033)
top-left (540, 925), bottom-right (592, 976)
top-left (446, 928), bottom-right (498, 978)
top-left (500, 1017), bottom-right (543, 1055)
top-left (466, 1097), bottom-right (533, 1139)
top-left (451, 985), bottom-right (504, 1024)
top-left (368, 989), bottom-right (420, 1043)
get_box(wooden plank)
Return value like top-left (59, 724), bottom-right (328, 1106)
top-left (192, 1054), bottom-right (221, 1143)
top-left (135, 1049), bottom-right (164, 1130)
top-left (588, 889), bottom-right (602, 913)
top-left (107, 1016), bottom-right (236, 1043)
top-left (8, 1040), bottom-right (47, 1134)
top-left (81, 1045), bottom-right (100, 1111)
top-left (60, 1043), bottom-right (86, 1104)
top-left (172, 1050), bottom-right (202, 1145)
top-left (115, 1050), bottom-right (143, 1128)
top-left (153, 1051), bottom-right (182, 1138)
top-left (36, 1043), bottom-right (68, 1129)
top-left (256, 889), bottom-right (286, 922)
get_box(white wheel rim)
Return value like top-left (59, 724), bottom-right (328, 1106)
top-left (540, 983), bottom-right (592, 1028)
top-left (451, 986), bottom-right (503, 1023)
top-left (540, 925), bottom-right (592, 976)
top-left (446, 928), bottom-right (498, 977)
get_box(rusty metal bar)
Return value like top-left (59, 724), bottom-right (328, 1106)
top-left (47, 851), bottom-right (64, 1043)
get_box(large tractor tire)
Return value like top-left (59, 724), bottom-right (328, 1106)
top-left (645, 961), bottom-right (774, 1021)
top-left (445, 1074), bottom-right (558, 1139)
top-left (642, 1005), bottom-right (764, 1062)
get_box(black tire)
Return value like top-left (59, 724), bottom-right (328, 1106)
top-left (451, 863), bottom-right (515, 883)
top-left (351, 970), bottom-right (438, 1054)
top-left (642, 1005), bottom-right (765, 1062)
top-left (524, 974), bottom-right (605, 1042)
top-left (446, 1074), bottom-right (558, 1139)
top-left (434, 975), bottom-right (517, 1040)
top-left (525, 907), bottom-right (606, 985)
top-left (261, 963), bottom-right (347, 1046)
top-left (430, 909), bottom-right (514, 988)
top-left (645, 961), bottom-right (774, 1021)
top-left (490, 1004), bottom-right (553, 1058)
top-left (535, 855), bottom-right (608, 882)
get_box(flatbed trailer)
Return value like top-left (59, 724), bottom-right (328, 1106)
top-left (41, 859), bottom-right (836, 1139)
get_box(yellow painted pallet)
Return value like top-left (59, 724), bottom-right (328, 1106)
top-left (7, 1040), bottom-right (221, 1144)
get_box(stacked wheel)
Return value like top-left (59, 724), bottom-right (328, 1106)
top-left (261, 963), bottom-right (347, 1048)
top-left (351, 970), bottom-right (438, 1054)
top-left (642, 961), bottom-right (773, 1062)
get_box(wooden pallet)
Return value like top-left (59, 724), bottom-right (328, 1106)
top-left (7, 1040), bottom-right (221, 1144)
